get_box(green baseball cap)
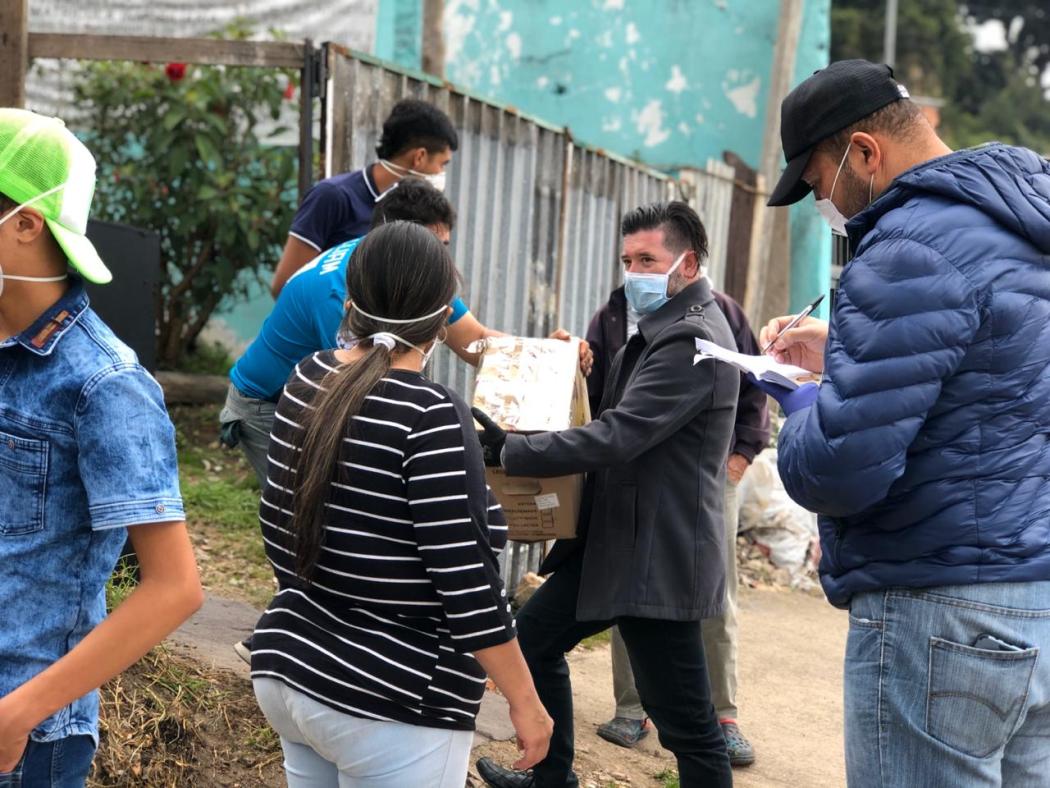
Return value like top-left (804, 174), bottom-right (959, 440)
top-left (0, 108), bottom-right (111, 284)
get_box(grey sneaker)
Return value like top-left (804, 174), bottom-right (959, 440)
top-left (596, 716), bottom-right (650, 748)
top-left (233, 637), bottom-right (252, 665)
top-left (721, 721), bottom-right (755, 767)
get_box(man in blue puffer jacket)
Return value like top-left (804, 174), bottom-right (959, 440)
top-left (760, 60), bottom-right (1050, 787)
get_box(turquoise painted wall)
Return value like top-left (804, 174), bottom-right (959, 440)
top-left (789, 0), bottom-right (832, 317)
top-left (378, 0), bottom-right (831, 318)
top-left (375, 0), bottom-right (424, 66)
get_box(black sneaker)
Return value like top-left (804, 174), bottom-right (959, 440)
top-left (596, 716), bottom-right (650, 748)
top-left (476, 757), bottom-right (535, 787)
top-left (721, 721), bottom-right (755, 767)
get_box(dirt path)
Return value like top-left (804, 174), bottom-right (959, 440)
top-left (472, 587), bottom-right (848, 788)
top-left (168, 587), bottom-right (847, 787)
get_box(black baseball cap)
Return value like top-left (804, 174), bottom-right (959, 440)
top-left (767, 59), bottom-right (910, 207)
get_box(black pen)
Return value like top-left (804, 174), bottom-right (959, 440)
top-left (761, 293), bottom-right (826, 355)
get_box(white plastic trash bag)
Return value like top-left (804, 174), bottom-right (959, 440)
top-left (737, 449), bottom-right (818, 573)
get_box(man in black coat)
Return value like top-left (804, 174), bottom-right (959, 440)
top-left (476, 202), bottom-right (740, 788)
top-left (588, 280), bottom-right (769, 765)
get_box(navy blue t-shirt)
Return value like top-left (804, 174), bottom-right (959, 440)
top-left (288, 166), bottom-right (380, 252)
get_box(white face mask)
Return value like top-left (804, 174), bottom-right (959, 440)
top-left (0, 183), bottom-right (70, 299)
top-left (379, 159), bottom-right (447, 193)
top-left (813, 144), bottom-right (852, 237)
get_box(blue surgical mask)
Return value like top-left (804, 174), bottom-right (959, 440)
top-left (624, 252), bottom-right (685, 315)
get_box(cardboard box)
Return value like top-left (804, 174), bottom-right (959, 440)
top-left (485, 468), bottom-right (583, 541)
top-left (471, 337), bottom-right (591, 542)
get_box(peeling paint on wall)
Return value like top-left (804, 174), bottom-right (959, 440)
top-left (635, 100), bottom-right (670, 148)
top-left (666, 65), bottom-right (688, 94)
top-left (506, 32), bottom-right (523, 58)
top-left (422, 0), bottom-right (832, 316)
top-left (441, 1), bottom-right (828, 171)
top-left (724, 75), bottom-right (761, 118)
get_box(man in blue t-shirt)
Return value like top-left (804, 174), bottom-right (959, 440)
top-left (224, 181), bottom-right (496, 485)
top-left (270, 99), bottom-right (458, 296)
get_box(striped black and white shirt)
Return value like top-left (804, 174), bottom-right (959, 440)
top-left (251, 351), bottom-right (515, 731)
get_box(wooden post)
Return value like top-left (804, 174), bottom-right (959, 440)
top-left (0, 0), bottom-right (28, 108)
top-left (298, 40), bottom-right (319, 201)
top-left (421, 0), bottom-right (445, 78)
top-left (743, 0), bottom-right (803, 325)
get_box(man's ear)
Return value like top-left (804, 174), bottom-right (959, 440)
top-left (409, 147), bottom-right (429, 171)
top-left (849, 131), bottom-right (882, 176)
top-left (9, 208), bottom-right (47, 243)
top-left (684, 249), bottom-right (702, 278)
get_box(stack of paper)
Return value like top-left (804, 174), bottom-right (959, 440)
top-left (693, 339), bottom-right (815, 390)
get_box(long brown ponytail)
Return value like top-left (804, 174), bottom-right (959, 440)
top-left (287, 221), bottom-right (457, 580)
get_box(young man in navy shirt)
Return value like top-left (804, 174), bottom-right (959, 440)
top-left (270, 99), bottom-right (458, 296)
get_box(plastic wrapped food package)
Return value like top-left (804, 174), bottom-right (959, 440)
top-left (471, 336), bottom-right (583, 432)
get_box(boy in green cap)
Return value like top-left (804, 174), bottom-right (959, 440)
top-left (0, 109), bottom-right (202, 785)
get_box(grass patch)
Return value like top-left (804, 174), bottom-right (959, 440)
top-left (182, 477), bottom-right (260, 531)
top-left (178, 340), bottom-right (235, 376)
top-left (106, 562), bottom-right (140, 611)
top-left (171, 404), bottom-right (274, 607)
top-left (655, 768), bottom-right (680, 788)
top-left (92, 646), bottom-right (282, 787)
top-left (580, 629), bottom-right (612, 649)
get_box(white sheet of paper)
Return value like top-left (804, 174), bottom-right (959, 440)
top-left (693, 339), bottom-right (814, 389)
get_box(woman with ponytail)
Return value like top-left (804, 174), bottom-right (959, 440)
top-left (249, 221), bottom-right (551, 787)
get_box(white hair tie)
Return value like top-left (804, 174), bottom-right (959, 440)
top-left (370, 332), bottom-right (398, 351)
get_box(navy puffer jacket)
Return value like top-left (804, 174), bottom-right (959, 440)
top-left (778, 144), bottom-right (1050, 607)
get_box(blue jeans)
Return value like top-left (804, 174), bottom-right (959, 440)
top-left (845, 582), bottom-right (1050, 787)
top-left (253, 678), bottom-right (474, 787)
top-left (0, 735), bottom-right (95, 788)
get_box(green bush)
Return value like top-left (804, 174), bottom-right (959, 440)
top-left (70, 24), bottom-right (299, 368)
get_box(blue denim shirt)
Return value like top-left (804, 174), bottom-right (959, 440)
top-left (0, 279), bottom-right (184, 744)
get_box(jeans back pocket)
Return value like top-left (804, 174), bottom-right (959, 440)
top-left (0, 430), bottom-right (48, 536)
top-left (925, 635), bottom-right (1038, 758)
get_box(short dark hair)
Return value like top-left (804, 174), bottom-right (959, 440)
top-left (620, 201), bottom-right (708, 262)
top-left (816, 99), bottom-right (926, 157)
top-left (0, 191), bottom-right (16, 213)
top-left (370, 179), bottom-right (456, 231)
top-left (376, 99), bottom-right (459, 160)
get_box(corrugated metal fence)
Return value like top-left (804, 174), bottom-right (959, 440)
top-left (323, 45), bottom-right (735, 591)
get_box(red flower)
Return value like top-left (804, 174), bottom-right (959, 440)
top-left (165, 63), bottom-right (187, 82)
top-left (283, 81), bottom-right (296, 101)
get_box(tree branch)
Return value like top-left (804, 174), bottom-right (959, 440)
top-left (170, 238), bottom-right (216, 300)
